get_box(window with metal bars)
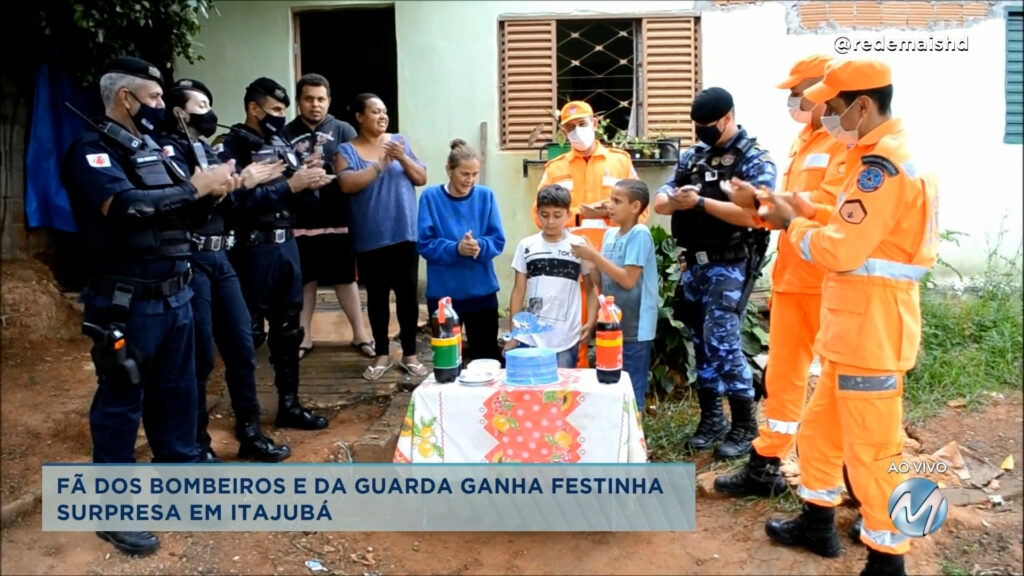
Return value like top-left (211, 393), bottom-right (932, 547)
top-left (556, 19), bottom-right (639, 138)
top-left (499, 16), bottom-right (700, 151)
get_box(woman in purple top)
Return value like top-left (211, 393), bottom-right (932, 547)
top-left (336, 93), bottom-right (428, 381)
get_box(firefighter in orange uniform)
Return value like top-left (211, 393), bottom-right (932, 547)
top-left (715, 54), bottom-right (847, 496)
top-left (535, 100), bottom-right (640, 228)
top-left (756, 59), bottom-right (938, 576)
top-left (536, 100), bottom-right (641, 367)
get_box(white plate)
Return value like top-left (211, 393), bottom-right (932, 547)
top-left (458, 371), bottom-right (497, 386)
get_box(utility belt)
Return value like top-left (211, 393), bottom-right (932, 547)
top-left (681, 244), bottom-right (749, 267)
top-left (242, 228), bottom-right (293, 246)
top-left (89, 266), bottom-right (194, 304)
top-left (190, 232), bottom-right (234, 252)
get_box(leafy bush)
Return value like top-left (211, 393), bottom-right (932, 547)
top-left (35, 0), bottom-right (213, 87)
top-left (906, 229), bottom-right (1023, 421)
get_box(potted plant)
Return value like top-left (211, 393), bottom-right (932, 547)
top-left (654, 131), bottom-right (680, 161)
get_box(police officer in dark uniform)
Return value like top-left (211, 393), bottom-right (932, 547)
top-left (653, 87), bottom-right (776, 460)
top-left (62, 57), bottom-right (237, 556)
top-left (158, 78), bottom-right (292, 463)
top-left (217, 77), bottom-right (331, 430)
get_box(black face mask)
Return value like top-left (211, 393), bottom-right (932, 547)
top-left (258, 110), bottom-right (286, 135)
top-left (695, 122), bottom-right (723, 147)
top-left (128, 91), bottom-right (165, 135)
top-left (189, 110), bottom-right (219, 138)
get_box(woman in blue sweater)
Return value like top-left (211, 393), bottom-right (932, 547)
top-left (417, 139), bottom-right (506, 362)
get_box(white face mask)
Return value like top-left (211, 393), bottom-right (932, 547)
top-left (821, 103), bottom-right (863, 146)
top-left (567, 124), bottom-right (596, 151)
top-left (787, 96), bottom-right (813, 124)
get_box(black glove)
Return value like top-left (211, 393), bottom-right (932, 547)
top-left (752, 362), bottom-right (767, 402)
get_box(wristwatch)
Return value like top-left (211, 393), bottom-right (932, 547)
top-left (696, 197), bottom-right (706, 212)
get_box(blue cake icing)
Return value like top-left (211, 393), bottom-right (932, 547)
top-left (505, 347), bottom-right (559, 386)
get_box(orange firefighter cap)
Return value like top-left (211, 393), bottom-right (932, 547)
top-left (804, 59), bottom-right (893, 103)
top-left (560, 101), bottom-right (594, 125)
top-left (776, 54), bottom-right (833, 89)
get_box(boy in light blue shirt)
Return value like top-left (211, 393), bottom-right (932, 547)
top-left (571, 179), bottom-right (659, 410)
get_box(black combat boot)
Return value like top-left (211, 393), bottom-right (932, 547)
top-left (715, 395), bottom-right (758, 459)
top-left (860, 549), bottom-right (906, 576)
top-left (714, 451), bottom-right (789, 496)
top-left (684, 388), bottom-right (730, 451)
top-left (237, 412), bottom-right (292, 462)
top-left (96, 531), bottom-right (160, 556)
top-left (849, 513), bottom-right (864, 543)
top-left (272, 353), bottom-right (329, 429)
top-left (195, 412), bottom-right (221, 463)
top-left (765, 502), bottom-right (842, 558)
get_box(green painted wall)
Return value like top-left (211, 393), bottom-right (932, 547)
top-left (177, 0), bottom-right (679, 310)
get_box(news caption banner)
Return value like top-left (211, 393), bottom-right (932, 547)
top-left (43, 463), bottom-right (695, 532)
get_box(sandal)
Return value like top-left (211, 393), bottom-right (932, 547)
top-left (399, 358), bottom-right (430, 378)
top-left (363, 361), bottom-right (394, 381)
top-left (298, 345), bottom-right (314, 360)
top-left (351, 340), bottom-right (376, 359)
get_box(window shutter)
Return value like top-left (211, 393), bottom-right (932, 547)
top-left (641, 17), bottom-right (700, 146)
top-left (499, 20), bottom-right (557, 150)
top-left (1007, 8), bottom-right (1023, 144)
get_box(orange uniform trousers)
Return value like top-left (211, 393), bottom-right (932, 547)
top-left (751, 292), bottom-right (821, 458)
top-left (795, 359), bottom-right (909, 554)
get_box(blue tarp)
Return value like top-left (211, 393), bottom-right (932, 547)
top-left (24, 58), bottom-right (98, 233)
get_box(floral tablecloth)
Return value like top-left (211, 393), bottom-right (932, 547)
top-left (393, 369), bottom-right (647, 463)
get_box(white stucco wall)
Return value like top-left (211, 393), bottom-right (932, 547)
top-left (178, 0), bottom-right (1023, 306)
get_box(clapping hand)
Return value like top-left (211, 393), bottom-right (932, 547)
top-left (241, 159), bottom-right (285, 190)
top-left (671, 185), bottom-right (700, 210)
top-left (756, 190), bottom-right (799, 229)
top-left (191, 160), bottom-right (237, 199)
top-left (383, 139), bottom-right (407, 162)
top-left (458, 230), bottom-right (480, 259)
top-left (287, 166), bottom-right (329, 193)
top-left (721, 177), bottom-right (760, 210)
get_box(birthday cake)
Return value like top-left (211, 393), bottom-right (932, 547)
top-left (505, 347), bottom-right (559, 386)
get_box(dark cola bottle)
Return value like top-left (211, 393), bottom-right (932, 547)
top-left (431, 297), bottom-right (462, 383)
top-left (595, 295), bottom-right (623, 384)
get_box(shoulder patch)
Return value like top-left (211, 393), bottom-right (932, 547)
top-left (86, 153), bottom-right (111, 168)
top-left (839, 199), bottom-right (867, 225)
top-left (857, 165), bottom-right (885, 193)
top-left (861, 154), bottom-right (899, 176)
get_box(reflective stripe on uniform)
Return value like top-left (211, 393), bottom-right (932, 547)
top-left (903, 161), bottom-right (917, 178)
top-left (838, 374), bottom-right (898, 392)
top-left (803, 153), bottom-right (830, 169)
top-left (767, 418), bottom-right (799, 435)
top-left (800, 231), bottom-right (813, 263)
top-left (842, 258), bottom-right (929, 281)
top-left (797, 483), bottom-right (844, 505)
top-left (557, 179), bottom-right (575, 191)
top-left (602, 176), bottom-right (622, 188)
top-left (861, 526), bottom-right (910, 550)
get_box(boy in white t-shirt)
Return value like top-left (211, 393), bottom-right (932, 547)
top-left (507, 185), bottom-right (600, 367)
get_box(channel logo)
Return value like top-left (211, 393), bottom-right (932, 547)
top-left (888, 477), bottom-right (948, 537)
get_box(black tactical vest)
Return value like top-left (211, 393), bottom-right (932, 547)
top-left (226, 126), bottom-right (299, 230)
top-left (68, 130), bottom-right (192, 262)
top-left (671, 135), bottom-right (757, 251)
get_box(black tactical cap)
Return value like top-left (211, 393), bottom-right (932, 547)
top-left (170, 78), bottom-right (213, 107)
top-left (105, 56), bottom-right (164, 86)
top-left (245, 77), bottom-right (290, 107)
top-left (690, 87), bottom-right (734, 124)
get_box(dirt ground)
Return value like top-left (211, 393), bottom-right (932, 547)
top-left (2, 258), bottom-right (1022, 576)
